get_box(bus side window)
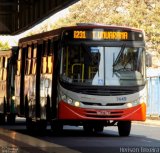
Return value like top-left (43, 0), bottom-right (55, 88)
top-left (48, 56), bottom-right (53, 74)
top-left (4, 57), bottom-right (8, 68)
top-left (2, 57), bottom-right (7, 80)
top-left (17, 48), bottom-right (22, 75)
top-left (26, 59), bottom-right (31, 75)
top-left (0, 56), bottom-right (7, 81)
top-left (25, 46), bottom-right (32, 75)
top-left (0, 57), bottom-right (2, 69)
top-left (0, 57), bottom-right (2, 80)
top-left (0, 69), bottom-right (2, 80)
top-left (42, 56), bottom-right (47, 74)
top-left (17, 61), bottom-right (21, 75)
top-left (31, 45), bottom-right (37, 75)
top-left (41, 55), bottom-right (54, 74)
top-left (2, 69), bottom-right (7, 81)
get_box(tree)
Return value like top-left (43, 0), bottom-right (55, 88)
top-left (51, 0), bottom-right (160, 54)
top-left (0, 41), bottom-right (10, 50)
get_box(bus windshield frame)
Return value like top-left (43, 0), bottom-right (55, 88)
top-left (60, 41), bottom-right (146, 87)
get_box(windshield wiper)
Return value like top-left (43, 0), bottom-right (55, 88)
top-left (113, 43), bottom-right (126, 67)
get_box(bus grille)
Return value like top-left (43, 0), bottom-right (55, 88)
top-left (82, 102), bottom-right (125, 106)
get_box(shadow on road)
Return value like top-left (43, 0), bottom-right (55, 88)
top-left (1, 124), bottom-right (160, 153)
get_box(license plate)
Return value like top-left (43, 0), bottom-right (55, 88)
top-left (97, 111), bottom-right (110, 115)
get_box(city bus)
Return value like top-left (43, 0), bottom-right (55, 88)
top-left (15, 24), bottom-right (146, 136)
top-left (0, 48), bottom-right (17, 124)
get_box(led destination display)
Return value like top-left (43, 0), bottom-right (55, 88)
top-left (63, 29), bottom-right (143, 41)
top-left (73, 30), bottom-right (128, 40)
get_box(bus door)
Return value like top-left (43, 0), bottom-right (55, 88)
top-left (24, 44), bottom-right (37, 119)
top-left (40, 40), bottom-right (54, 120)
top-left (6, 48), bottom-right (18, 123)
top-left (0, 56), bottom-right (7, 113)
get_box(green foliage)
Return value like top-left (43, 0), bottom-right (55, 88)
top-left (0, 41), bottom-right (10, 50)
top-left (51, 0), bottom-right (160, 53)
top-left (1, 0), bottom-right (158, 54)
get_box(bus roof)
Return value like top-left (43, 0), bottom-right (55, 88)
top-left (19, 24), bottom-right (144, 45)
top-left (71, 23), bottom-right (143, 32)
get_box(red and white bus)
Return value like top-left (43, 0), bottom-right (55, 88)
top-left (15, 24), bottom-right (146, 136)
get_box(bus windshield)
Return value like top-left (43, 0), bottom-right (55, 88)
top-left (60, 44), bottom-right (145, 86)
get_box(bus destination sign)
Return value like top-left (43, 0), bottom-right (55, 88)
top-left (73, 30), bottom-right (128, 40)
top-left (63, 29), bottom-right (143, 41)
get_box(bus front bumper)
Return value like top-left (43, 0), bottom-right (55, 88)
top-left (58, 101), bottom-right (146, 121)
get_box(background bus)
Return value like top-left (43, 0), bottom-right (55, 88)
top-left (0, 48), bottom-right (17, 124)
top-left (15, 24), bottom-right (146, 136)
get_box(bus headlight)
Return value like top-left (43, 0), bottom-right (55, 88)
top-left (60, 93), bottom-right (81, 107)
top-left (126, 96), bottom-right (146, 108)
top-left (126, 103), bottom-right (132, 108)
top-left (67, 98), bottom-right (73, 104)
top-left (61, 94), bottom-right (73, 104)
top-left (74, 101), bottom-right (80, 107)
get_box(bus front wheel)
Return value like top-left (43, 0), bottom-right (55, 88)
top-left (94, 125), bottom-right (104, 132)
top-left (83, 124), bottom-right (94, 133)
top-left (51, 120), bottom-right (63, 134)
top-left (26, 118), bottom-right (47, 133)
top-left (7, 114), bottom-right (16, 125)
top-left (0, 113), bottom-right (5, 125)
top-left (118, 121), bottom-right (131, 137)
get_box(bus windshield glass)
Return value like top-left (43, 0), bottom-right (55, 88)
top-left (60, 44), bottom-right (145, 86)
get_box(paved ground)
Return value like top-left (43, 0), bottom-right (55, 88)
top-left (0, 117), bottom-right (160, 153)
top-left (133, 118), bottom-right (160, 126)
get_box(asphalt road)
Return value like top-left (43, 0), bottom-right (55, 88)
top-left (1, 123), bottom-right (160, 153)
top-left (41, 124), bottom-right (160, 153)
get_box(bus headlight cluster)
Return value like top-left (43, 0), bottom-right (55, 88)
top-left (67, 98), bottom-right (73, 104)
top-left (127, 100), bottom-right (139, 108)
top-left (61, 94), bottom-right (81, 107)
top-left (126, 96), bottom-right (146, 108)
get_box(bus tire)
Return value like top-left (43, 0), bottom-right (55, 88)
top-left (0, 113), bottom-right (5, 125)
top-left (118, 121), bottom-right (131, 137)
top-left (26, 117), bottom-right (33, 132)
top-left (26, 118), bottom-right (47, 134)
top-left (94, 125), bottom-right (104, 132)
top-left (37, 120), bottom-right (47, 132)
top-left (51, 121), bottom-right (63, 134)
top-left (7, 114), bottom-right (16, 125)
top-left (83, 124), bottom-right (94, 133)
